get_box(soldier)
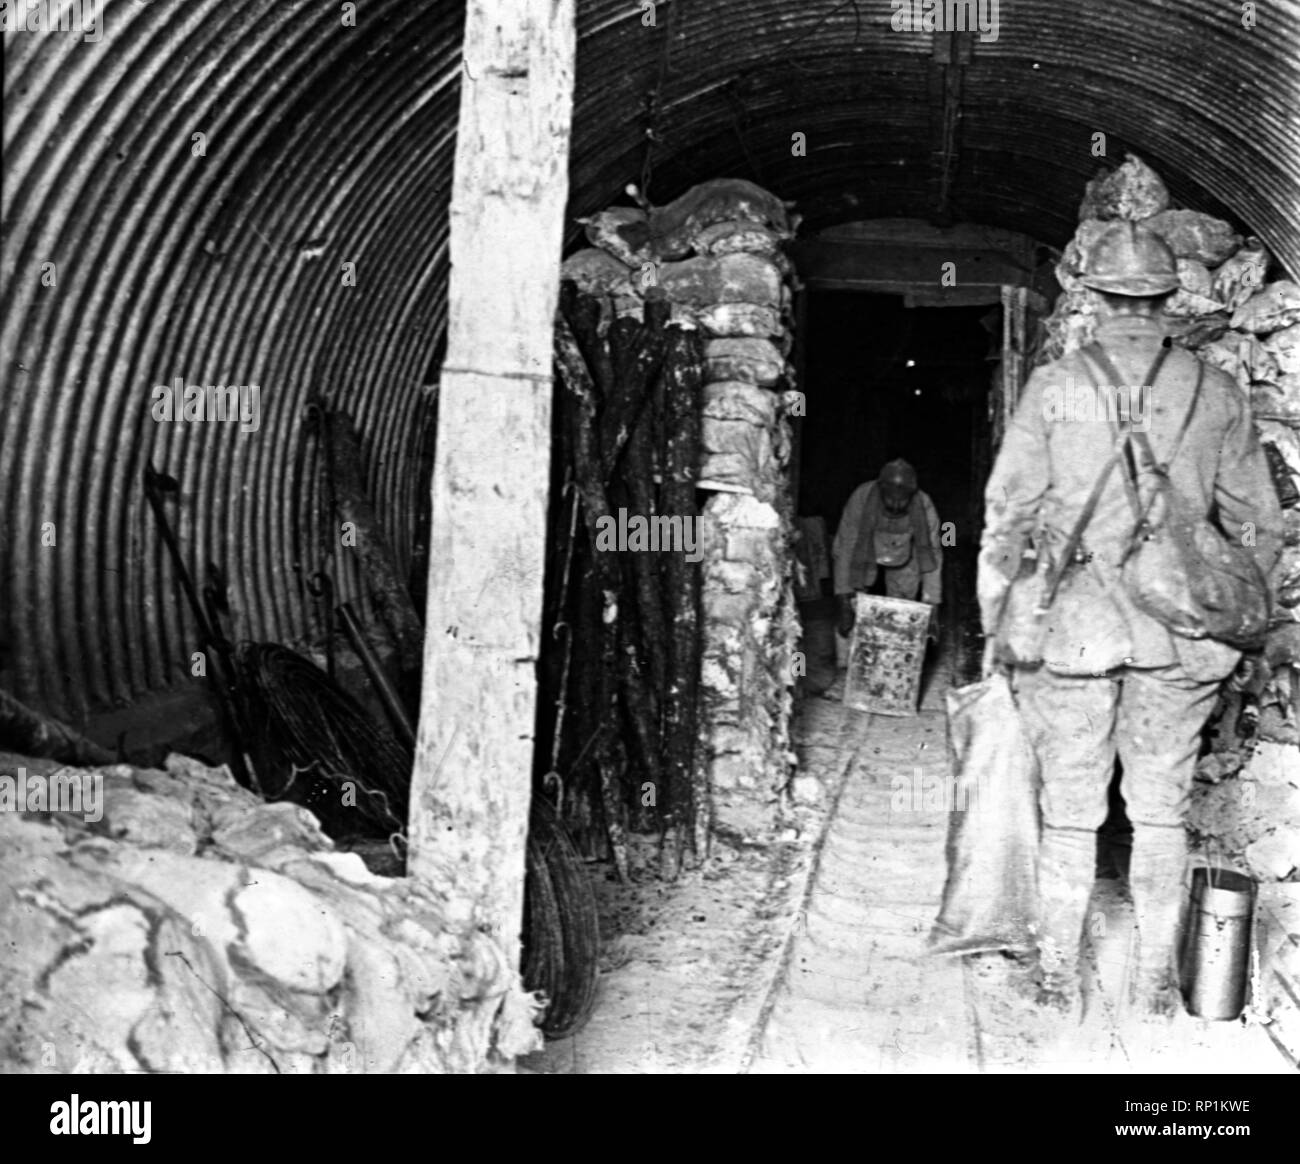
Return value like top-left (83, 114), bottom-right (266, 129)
top-left (978, 221), bottom-right (1282, 1019)
top-left (833, 458), bottom-right (943, 646)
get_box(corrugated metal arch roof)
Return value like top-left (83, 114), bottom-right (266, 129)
top-left (3, 0), bottom-right (1297, 720)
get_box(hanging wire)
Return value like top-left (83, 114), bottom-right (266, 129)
top-left (724, 83), bottom-right (765, 185)
top-left (639, 0), bottom-right (683, 200)
top-left (237, 642), bottom-right (411, 841)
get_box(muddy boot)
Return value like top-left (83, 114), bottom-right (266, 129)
top-left (1128, 824), bottom-right (1187, 1020)
top-left (1033, 827), bottom-right (1096, 1016)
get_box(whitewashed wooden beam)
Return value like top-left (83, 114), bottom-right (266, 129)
top-left (408, 0), bottom-right (575, 980)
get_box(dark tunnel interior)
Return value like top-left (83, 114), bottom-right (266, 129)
top-left (797, 292), bottom-right (995, 543)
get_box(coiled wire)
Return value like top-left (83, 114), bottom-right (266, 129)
top-left (236, 642), bottom-right (411, 843)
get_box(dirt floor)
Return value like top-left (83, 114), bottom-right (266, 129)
top-left (523, 603), bottom-right (1294, 1074)
top-left (520, 724), bottom-right (835, 1074)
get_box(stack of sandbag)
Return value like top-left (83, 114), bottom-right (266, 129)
top-left (1042, 153), bottom-right (1251, 360)
top-left (560, 179), bottom-right (802, 839)
top-left (1190, 739), bottom-right (1300, 882)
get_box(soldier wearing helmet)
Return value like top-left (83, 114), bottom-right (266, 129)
top-left (978, 220), bottom-right (1282, 1021)
top-left (833, 458), bottom-right (943, 643)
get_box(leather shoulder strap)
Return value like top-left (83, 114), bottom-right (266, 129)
top-left (1077, 346), bottom-right (1142, 519)
top-left (1081, 340), bottom-right (1175, 526)
top-left (1082, 339), bottom-right (1173, 431)
top-left (1041, 436), bottom-right (1126, 609)
top-left (1130, 359), bottom-right (1203, 476)
top-left (1037, 356), bottom-right (1133, 608)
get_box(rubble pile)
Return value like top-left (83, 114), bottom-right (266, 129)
top-left (562, 179), bottom-right (802, 839)
top-left (1044, 157), bottom-right (1300, 428)
top-left (1190, 742), bottom-right (1300, 883)
top-left (0, 752), bottom-right (539, 1073)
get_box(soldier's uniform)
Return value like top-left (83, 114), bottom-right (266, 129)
top-left (834, 460), bottom-right (943, 666)
top-left (978, 226), bottom-right (1282, 1013)
top-left (834, 467), bottom-right (944, 604)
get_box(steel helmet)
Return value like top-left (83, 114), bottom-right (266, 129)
top-left (1079, 220), bottom-right (1180, 296)
top-left (879, 458), bottom-right (918, 492)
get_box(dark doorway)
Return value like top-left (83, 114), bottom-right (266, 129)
top-left (798, 291), bottom-right (995, 544)
top-left (795, 291), bottom-right (997, 688)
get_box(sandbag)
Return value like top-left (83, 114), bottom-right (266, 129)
top-left (577, 207), bottom-right (653, 267)
top-left (1251, 379), bottom-right (1300, 422)
top-left (1077, 153), bottom-right (1169, 221)
top-left (699, 416), bottom-right (776, 490)
top-left (1165, 312), bottom-right (1231, 350)
top-left (1212, 238), bottom-right (1271, 311)
top-left (703, 380), bottom-right (779, 426)
top-left (696, 301), bottom-right (783, 338)
top-left (692, 220), bottom-right (787, 256)
top-left (1164, 287), bottom-right (1226, 319)
top-left (646, 178), bottom-right (792, 260)
top-left (560, 247), bottom-right (637, 295)
top-left (1263, 322), bottom-right (1300, 377)
top-left (1041, 297), bottom-right (1098, 360)
top-left (1231, 281), bottom-right (1300, 335)
top-left (612, 293), bottom-right (649, 321)
top-left (1273, 544), bottom-right (1300, 608)
top-left (656, 253), bottom-right (783, 307)
top-left (1176, 258), bottom-right (1215, 298)
top-left (1145, 209), bottom-right (1242, 267)
top-left (704, 337), bottom-right (785, 385)
top-left (928, 674), bottom-right (1040, 956)
top-left (1055, 219), bottom-right (1111, 292)
top-left (1285, 507), bottom-right (1300, 546)
top-left (1195, 330), bottom-right (1276, 392)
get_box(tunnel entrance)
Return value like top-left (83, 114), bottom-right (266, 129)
top-left (788, 218), bottom-right (1055, 688)
top-left (794, 289), bottom-right (997, 692)
top-left (797, 291), bottom-right (994, 551)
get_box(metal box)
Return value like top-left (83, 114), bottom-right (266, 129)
top-left (843, 594), bottom-right (930, 716)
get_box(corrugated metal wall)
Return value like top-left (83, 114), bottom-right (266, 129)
top-left (4, 0), bottom-right (1298, 722)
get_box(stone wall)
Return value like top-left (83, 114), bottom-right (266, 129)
top-left (562, 179), bottom-right (801, 841)
top-left (0, 751), bottom-right (539, 1073)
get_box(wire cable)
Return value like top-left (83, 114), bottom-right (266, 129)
top-left (236, 642), bottom-right (412, 842)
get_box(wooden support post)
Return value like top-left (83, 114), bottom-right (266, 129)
top-left (407, 0), bottom-right (575, 965)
